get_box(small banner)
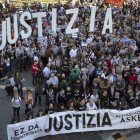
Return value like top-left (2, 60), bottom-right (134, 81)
top-left (105, 0), bottom-right (125, 8)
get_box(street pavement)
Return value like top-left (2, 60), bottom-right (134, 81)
top-left (0, 68), bottom-right (140, 140)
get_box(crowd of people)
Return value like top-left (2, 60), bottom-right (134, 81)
top-left (0, 0), bottom-right (140, 127)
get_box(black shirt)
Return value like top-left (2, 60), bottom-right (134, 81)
top-left (73, 91), bottom-right (81, 100)
top-left (65, 90), bottom-right (73, 100)
top-left (100, 94), bottom-right (109, 103)
top-left (44, 108), bottom-right (55, 114)
top-left (76, 103), bottom-right (86, 111)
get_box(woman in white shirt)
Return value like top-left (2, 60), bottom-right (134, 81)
top-left (11, 93), bottom-right (21, 121)
top-left (34, 52), bottom-right (39, 64)
top-left (86, 99), bottom-right (97, 110)
top-left (90, 91), bottom-right (99, 106)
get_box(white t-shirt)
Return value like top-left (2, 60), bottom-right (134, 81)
top-left (43, 67), bottom-right (50, 78)
top-left (11, 97), bottom-right (21, 108)
top-left (90, 94), bottom-right (99, 103)
top-left (86, 102), bottom-right (97, 110)
top-left (34, 56), bottom-right (39, 63)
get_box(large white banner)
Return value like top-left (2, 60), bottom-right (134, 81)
top-left (7, 107), bottom-right (140, 140)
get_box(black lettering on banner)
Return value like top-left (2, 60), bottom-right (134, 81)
top-left (126, 117), bottom-right (130, 122)
top-left (120, 117), bottom-right (125, 123)
top-left (87, 113), bottom-right (96, 128)
top-left (83, 113), bottom-right (86, 128)
top-left (64, 114), bottom-right (72, 130)
top-left (97, 113), bottom-right (100, 127)
top-left (138, 115), bottom-right (140, 121)
top-left (44, 118), bottom-right (52, 133)
top-left (54, 116), bottom-right (63, 131)
top-left (20, 128), bottom-right (25, 134)
top-left (73, 114), bottom-right (81, 129)
top-left (132, 115), bottom-right (137, 121)
top-left (34, 124), bottom-right (39, 129)
top-left (15, 130), bottom-right (19, 136)
top-left (28, 125), bottom-right (34, 131)
top-left (102, 112), bottom-right (112, 127)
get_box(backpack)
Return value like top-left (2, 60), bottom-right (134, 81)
top-left (14, 97), bottom-right (20, 101)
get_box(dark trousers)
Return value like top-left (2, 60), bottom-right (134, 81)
top-left (13, 106), bottom-right (20, 120)
top-left (10, 61), bottom-right (13, 73)
top-left (17, 87), bottom-right (23, 97)
top-left (7, 86), bottom-right (14, 98)
top-left (20, 63), bottom-right (26, 72)
top-left (32, 73), bottom-right (37, 86)
top-left (35, 93), bottom-right (41, 105)
top-left (28, 59), bottom-right (33, 69)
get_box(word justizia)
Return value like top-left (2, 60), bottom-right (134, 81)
top-left (0, 6), bottom-right (112, 50)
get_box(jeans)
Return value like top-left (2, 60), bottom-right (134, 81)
top-left (20, 63), bottom-right (26, 72)
top-left (28, 59), bottom-right (33, 69)
top-left (32, 73), bottom-right (37, 85)
top-left (17, 83), bottom-right (23, 97)
top-left (13, 106), bottom-right (20, 120)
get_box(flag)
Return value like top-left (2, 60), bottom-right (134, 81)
top-left (105, 0), bottom-right (125, 8)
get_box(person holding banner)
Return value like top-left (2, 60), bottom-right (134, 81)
top-left (98, 90), bottom-right (109, 109)
top-left (86, 99), bottom-right (97, 110)
top-left (76, 100), bottom-right (86, 111)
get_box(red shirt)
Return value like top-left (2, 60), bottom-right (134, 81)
top-left (129, 76), bottom-right (137, 82)
top-left (32, 64), bottom-right (38, 74)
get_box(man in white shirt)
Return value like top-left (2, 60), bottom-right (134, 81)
top-left (69, 46), bottom-right (77, 58)
top-left (49, 73), bottom-right (59, 87)
top-left (86, 99), bottom-right (97, 110)
top-left (43, 64), bottom-right (51, 82)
